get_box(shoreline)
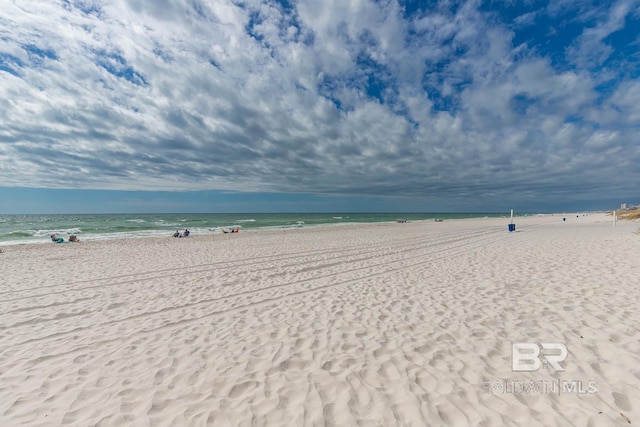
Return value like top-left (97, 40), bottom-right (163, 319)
top-left (0, 214), bottom-right (496, 248)
top-left (0, 211), bottom-right (613, 248)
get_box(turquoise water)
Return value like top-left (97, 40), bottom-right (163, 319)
top-left (0, 213), bottom-right (506, 246)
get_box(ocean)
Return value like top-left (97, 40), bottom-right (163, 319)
top-left (0, 212), bottom-right (507, 246)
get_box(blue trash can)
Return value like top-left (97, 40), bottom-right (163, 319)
top-left (508, 224), bottom-right (516, 232)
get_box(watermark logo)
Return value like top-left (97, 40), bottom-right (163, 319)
top-left (483, 342), bottom-right (597, 395)
top-left (482, 379), bottom-right (598, 395)
top-left (512, 342), bottom-right (567, 372)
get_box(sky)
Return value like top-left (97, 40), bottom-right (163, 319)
top-left (0, 0), bottom-right (639, 214)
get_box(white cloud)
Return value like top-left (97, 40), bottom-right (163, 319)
top-left (0, 0), bottom-right (638, 207)
top-left (566, 0), bottom-right (634, 68)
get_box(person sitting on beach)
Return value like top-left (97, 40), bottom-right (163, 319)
top-left (173, 230), bottom-right (180, 238)
top-left (50, 234), bottom-right (64, 243)
top-left (183, 229), bottom-right (190, 237)
top-left (69, 235), bottom-right (80, 242)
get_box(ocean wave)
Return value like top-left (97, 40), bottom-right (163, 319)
top-left (32, 228), bottom-right (82, 237)
top-left (7, 230), bottom-right (37, 238)
top-left (154, 222), bottom-right (181, 227)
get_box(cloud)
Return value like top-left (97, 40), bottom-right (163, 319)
top-left (566, 0), bottom-right (634, 68)
top-left (0, 0), bottom-right (638, 209)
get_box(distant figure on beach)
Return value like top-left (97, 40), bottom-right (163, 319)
top-left (50, 234), bottom-right (64, 243)
top-left (69, 235), bottom-right (80, 242)
top-left (173, 229), bottom-right (190, 237)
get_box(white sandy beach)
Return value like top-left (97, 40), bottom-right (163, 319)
top-left (1, 213), bottom-right (639, 426)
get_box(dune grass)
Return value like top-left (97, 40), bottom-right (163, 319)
top-left (610, 208), bottom-right (640, 220)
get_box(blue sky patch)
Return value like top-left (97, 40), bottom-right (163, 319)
top-left (0, 53), bottom-right (23, 77)
top-left (94, 51), bottom-right (148, 86)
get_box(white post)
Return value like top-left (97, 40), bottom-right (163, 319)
top-left (510, 209), bottom-right (514, 224)
top-left (613, 210), bottom-right (617, 227)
